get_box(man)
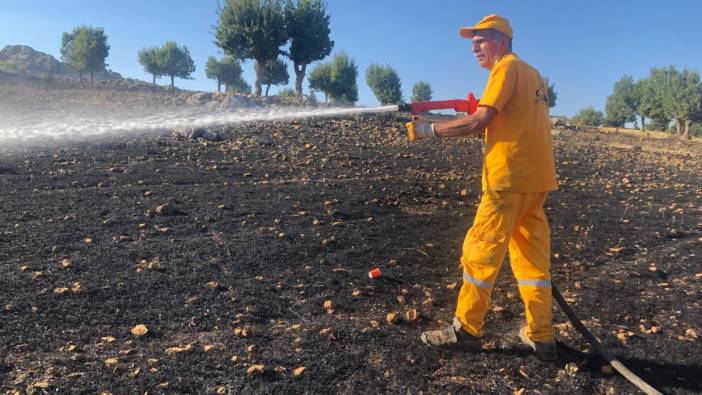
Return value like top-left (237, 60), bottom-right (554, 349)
top-left (408, 14), bottom-right (559, 360)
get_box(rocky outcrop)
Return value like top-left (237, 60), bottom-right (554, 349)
top-left (0, 44), bottom-right (122, 81)
top-left (0, 44), bottom-right (324, 111)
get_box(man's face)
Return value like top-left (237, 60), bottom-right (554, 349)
top-left (471, 31), bottom-right (507, 69)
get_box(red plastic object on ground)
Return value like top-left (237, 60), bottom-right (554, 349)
top-left (368, 267), bottom-right (382, 279)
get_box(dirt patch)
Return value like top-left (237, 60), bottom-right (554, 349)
top-left (0, 115), bottom-right (700, 394)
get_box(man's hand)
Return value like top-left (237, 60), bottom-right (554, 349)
top-left (405, 120), bottom-right (437, 142)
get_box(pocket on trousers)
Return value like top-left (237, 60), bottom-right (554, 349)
top-left (465, 225), bottom-right (508, 266)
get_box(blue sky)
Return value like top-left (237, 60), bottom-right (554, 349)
top-left (2, 0), bottom-right (702, 116)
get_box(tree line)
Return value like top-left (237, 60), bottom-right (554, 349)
top-left (212, 0), bottom-right (439, 103)
top-left (572, 66), bottom-right (701, 138)
top-left (57, 0), bottom-right (332, 96)
top-left (137, 42), bottom-right (195, 92)
top-left (56, 1), bottom-right (560, 108)
top-left (60, 25), bottom-right (199, 92)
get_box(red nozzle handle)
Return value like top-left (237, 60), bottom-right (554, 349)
top-left (405, 93), bottom-right (479, 115)
top-left (466, 93), bottom-right (478, 114)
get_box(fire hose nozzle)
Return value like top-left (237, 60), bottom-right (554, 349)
top-left (399, 93), bottom-right (479, 116)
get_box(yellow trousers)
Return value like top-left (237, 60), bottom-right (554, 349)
top-left (455, 190), bottom-right (554, 342)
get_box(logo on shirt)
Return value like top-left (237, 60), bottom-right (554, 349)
top-left (535, 89), bottom-right (549, 106)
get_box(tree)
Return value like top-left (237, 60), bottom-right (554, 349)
top-left (159, 41), bottom-right (195, 92)
top-left (256, 57), bottom-right (289, 96)
top-left (543, 76), bottom-right (557, 108)
top-left (572, 106), bottom-right (604, 127)
top-left (218, 57), bottom-right (247, 93)
top-left (366, 64), bottom-right (402, 104)
top-left (308, 51), bottom-right (358, 103)
top-left (308, 62), bottom-right (332, 101)
top-left (138, 46), bottom-right (164, 88)
top-left (60, 25), bottom-right (110, 85)
top-left (637, 76), bottom-right (663, 131)
top-left (205, 56), bottom-right (223, 92)
top-left (604, 75), bottom-right (639, 127)
top-left (229, 77), bottom-right (251, 94)
top-left (604, 95), bottom-right (632, 127)
top-left (411, 81), bottom-right (432, 102)
top-left (284, 0), bottom-right (334, 99)
top-left (657, 66), bottom-right (702, 139)
top-left (329, 51), bottom-right (358, 103)
top-left (216, 0), bottom-right (287, 96)
top-left (205, 55), bottom-right (247, 93)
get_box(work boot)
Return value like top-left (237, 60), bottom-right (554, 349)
top-left (519, 326), bottom-right (557, 361)
top-left (420, 317), bottom-right (482, 351)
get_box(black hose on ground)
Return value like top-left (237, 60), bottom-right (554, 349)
top-left (552, 284), bottom-right (662, 395)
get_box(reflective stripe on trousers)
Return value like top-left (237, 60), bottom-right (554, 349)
top-left (463, 271), bottom-right (492, 289)
top-left (517, 279), bottom-right (551, 288)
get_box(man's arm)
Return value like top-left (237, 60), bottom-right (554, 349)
top-left (434, 106), bottom-right (497, 138)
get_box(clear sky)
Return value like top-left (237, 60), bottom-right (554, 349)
top-left (2, 0), bottom-right (702, 116)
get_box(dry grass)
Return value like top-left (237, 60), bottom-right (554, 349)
top-left (599, 126), bottom-right (701, 143)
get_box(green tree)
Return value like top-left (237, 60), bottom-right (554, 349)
top-left (308, 62), bottom-right (332, 101)
top-left (604, 95), bottom-right (631, 127)
top-left (216, 0), bottom-right (287, 96)
top-left (411, 81), bottom-right (432, 102)
top-left (572, 106), bottom-right (604, 127)
top-left (159, 41), bottom-right (195, 92)
top-left (309, 51), bottom-right (358, 103)
top-left (138, 46), bottom-right (164, 88)
top-left (60, 25), bottom-right (110, 85)
top-left (329, 51), bottom-right (358, 103)
top-left (256, 57), bottom-right (289, 96)
top-left (285, 0), bottom-right (334, 99)
top-left (543, 76), bottom-right (557, 108)
top-left (637, 76), bottom-right (662, 131)
top-left (658, 66), bottom-right (702, 139)
top-left (205, 56), bottom-right (223, 92)
top-left (218, 56), bottom-right (247, 93)
top-left (206, 56), bottom-right (247, 93)
top-left (604, 75), bottom-right (639, 127)
top-left (365, 64), bottom-right (402, 104)
top-left (229, 78), bottom-right (252, 94)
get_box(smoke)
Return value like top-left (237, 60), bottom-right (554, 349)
top-left (0, 104), bottom-right (399, 149)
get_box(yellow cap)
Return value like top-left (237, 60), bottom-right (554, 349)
top-left (459, 14), bottom-right (513, 39)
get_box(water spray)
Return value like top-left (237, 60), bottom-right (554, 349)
top-left (0, 104), bottom-right (402, 146)
top-left (0, 92), bottom-right (482, 146)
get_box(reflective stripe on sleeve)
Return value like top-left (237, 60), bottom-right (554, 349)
top-left (462, 271), bottom-right (493, 289)
top-left (517, 279), bottom-right (552, 287)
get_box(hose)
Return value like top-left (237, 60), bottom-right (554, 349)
top-left (552, 284), bottom-right (663, 395)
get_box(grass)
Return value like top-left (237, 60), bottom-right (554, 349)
top-left (599, 126), bottom-right (700, 143)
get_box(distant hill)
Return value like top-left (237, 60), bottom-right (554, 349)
top-left (0, 44), bottom-right (122, 81)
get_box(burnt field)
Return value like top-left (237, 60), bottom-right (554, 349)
top-left (1, 115), bottom-right (701, 394)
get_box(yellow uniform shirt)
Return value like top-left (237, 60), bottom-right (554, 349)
top-left (478, 53), bottom-right (557, 192)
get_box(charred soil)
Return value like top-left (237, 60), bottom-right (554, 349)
top-left (1, 115), bottom-right (701, 394)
